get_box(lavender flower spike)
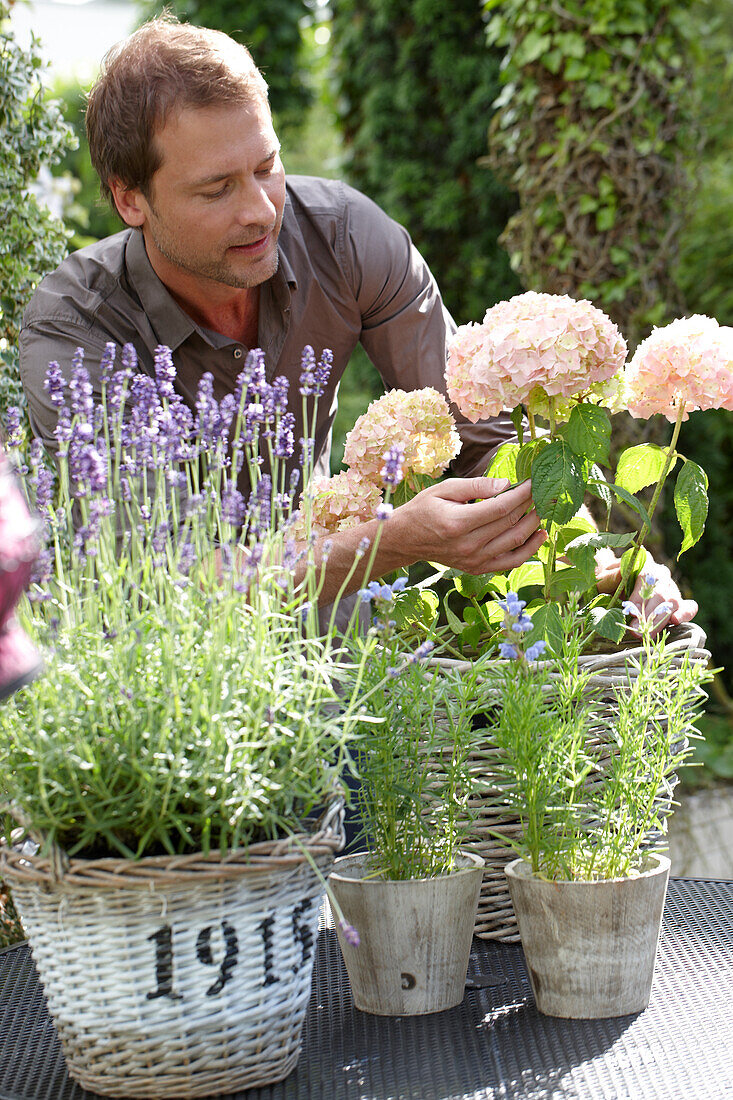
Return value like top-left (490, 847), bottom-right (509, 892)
top-left (381, 445), bottom-right (405, 488)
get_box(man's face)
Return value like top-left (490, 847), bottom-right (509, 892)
top-left (138, 99), bottom-right (286, 291)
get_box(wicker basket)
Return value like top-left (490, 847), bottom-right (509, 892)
top-left (428, 623), bottom-right (711, 943)
top-left (0, 802), bottom-right (344, 1098)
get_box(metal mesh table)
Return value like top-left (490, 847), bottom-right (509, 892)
top-left (1, 878), bottom-right (731, 1100)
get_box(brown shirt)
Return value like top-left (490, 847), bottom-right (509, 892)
top-left (20, 175), bottom-right (516, 485)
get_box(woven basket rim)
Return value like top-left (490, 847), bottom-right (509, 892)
top-left (429, 621), bottom-right (709, 673)
top-left (0, 799), bottom-right (344, 888)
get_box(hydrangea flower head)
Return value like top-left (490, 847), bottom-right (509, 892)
top-left (625, 315), bottom-right (733, 422)
top-left (446, 292), bottom-right (627, 422)
top-left (293, 471), bottom-right (382, 538)
top-left (343, 388), bottom-right (461, 486)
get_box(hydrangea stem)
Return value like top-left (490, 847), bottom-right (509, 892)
top-left (611, 401), bottom-right (687, 604)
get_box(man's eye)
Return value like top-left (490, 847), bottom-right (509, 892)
top-left (203, 184), bottom-right (230, 199)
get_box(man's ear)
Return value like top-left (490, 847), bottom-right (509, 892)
top-left (108, 179), bottom-right (149, 228)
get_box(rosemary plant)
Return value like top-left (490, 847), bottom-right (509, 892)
top-left (485, 589), bottom-right (714, 881)
top-left (1, 343), bottom-right (383, 859)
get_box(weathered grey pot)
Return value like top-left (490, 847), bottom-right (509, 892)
top-left (505, 853), bottom-right (671, 1018)
top-left (328, 850), bottom-right (484, 1016)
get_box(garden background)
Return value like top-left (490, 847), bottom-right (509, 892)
top-left (3, 0), bottom-right (732, 794)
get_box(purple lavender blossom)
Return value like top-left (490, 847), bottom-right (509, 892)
top-left (4, 407), bottom-right (22, 447)
top-left (272, 376), bottom-right (289, 414)
top-left (380, 445), bottom-right (405, 488)
top-left (194, 373), bottom-right (219, 449)
top-left (44, 361), bottom-right (67, 407)
top-left (376, 502), bottom-right (393, 521)
top-left (246, 476), bottom-right (272, 539)
top-left (410, 640), bottom-right (435, 662)
top-left (222, 486), bottom-right (246, 527)
top-left (69, 351), bottom-right (94, 421)
top-left (154, 345), bottom-right (176, 399)
top-left (314, 349), bottom-right (333, 397)
top-left (99, 343), bottom-right (117, 386)
top-left (299, 345), bottom-right (317, 396)
top-left (121, 343), bottom-right (138, 371)
top-left (274, 412), bottom-right (295, 459)
top-left (339, 920), bottom-right (360, 947)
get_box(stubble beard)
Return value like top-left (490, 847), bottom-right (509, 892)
top-left (148, 220), bottom-right (280, 290)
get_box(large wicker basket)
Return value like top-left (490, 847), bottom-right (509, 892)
top-left (429, 623), bottom-right (710, 943)
top-left (0, 802), bottom-right (344, 1098)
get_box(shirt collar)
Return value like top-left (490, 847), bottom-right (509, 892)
top-left (124, 224), bottom-right (297, 350)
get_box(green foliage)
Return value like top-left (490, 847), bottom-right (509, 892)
top-left (485, 0), bottom-right (696, 345)
top-left (138, 0), bottom-right (313, 123)
top-left (0, 2), bottom-right (74, 419)
top-left (485, 611), bottom-right (712, 880)
top-left (330, 0), bottom-right (520, 323)
top-left (49, 78), bottom-right (122, 249)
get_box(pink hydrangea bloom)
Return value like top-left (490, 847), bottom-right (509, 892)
top-left (293, 471), bottom-right (383, 538)
top-left (446, 292), bottom-right (627, 422)
top-left (625, 315), bottom-right (733, 421)
top-left (343, 388), bottom-right (461, 485)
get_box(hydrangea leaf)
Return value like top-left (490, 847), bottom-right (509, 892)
top-left (453, 572), bottom-right (496, 600)
top-left (484, 441), bottom-right (519, 482)
top-left (527, 601), bottom-right (564, 655)
top-left (584, 462), bottom-right (614, 514)
top-left (559, 404), bottom-right (611, 465)
top-left (674, 459), bottom-right (708, 558)
top-left (588, 606), bottom-right (627, 643)
top-left (507, 559), bottom-right (545, 591)
top-left (616, 443), bottom-right (670, 493)
top-left (392, 588), bottom-right (439, 630)
top-left (515, 437), bottom-right (549, 483)
top-left (530, 441), bottom-right (585, 525)
top-left (510, 404), bottom-right (524, 446)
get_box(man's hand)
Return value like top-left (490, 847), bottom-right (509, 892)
top-left (595, 548), bottom-right (698, 633)
top-left (385, 477), bottom-right (547, 575)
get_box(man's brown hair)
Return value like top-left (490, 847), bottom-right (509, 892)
top-left (86, 16), bottom-right (269, 205)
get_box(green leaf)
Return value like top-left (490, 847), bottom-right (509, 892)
top-left (583, 463), bottom-right (613, 514)
top-left (674, 460), bottom-right (709, 558)
top-left (485, 442), bottom-right (519, 482)
top-left (616, 444), bottom-right (670, 493)
top-left (546, 565), bottom-right (593, 599)
top-left (588, 606), bottom-right (627, 644)
top-left (443, 600), bottom-right (467, 638)
top-left (595, 480), bottom-right (652, 527)
top-left (528, 602), bottom-right (564, 655)
top-left (507, 559), bottom-right (546, 592)
top-left (515, 437), bottom-right (548, 483)
top-left (453, 572), bottom-right (495, 600)
top-left (510, 404), bottom-right (524, 447)
top-left (560, 404), bottom-right (611, 466)
top-left (393, 589), bottom-right (439, 630)
top-left (531, 441), bottom-right (585, 525)
top-left (553, 515), bottom-right (598, 555)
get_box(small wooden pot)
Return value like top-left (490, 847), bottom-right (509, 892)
top-left (328, 850), bottom-right (484, 1016)
top-left (505, 853), bottom-right (671, 1019)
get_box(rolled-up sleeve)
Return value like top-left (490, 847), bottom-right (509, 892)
top-left (338, 186), bottom-right (517, 476)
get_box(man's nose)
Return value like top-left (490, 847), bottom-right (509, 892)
top-left (237, 182), bottom-right (277, 227)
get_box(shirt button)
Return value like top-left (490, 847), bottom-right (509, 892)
top-left (233, 347), bottom-right (243, 360)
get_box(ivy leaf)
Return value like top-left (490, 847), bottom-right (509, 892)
top-left (674, 460), bottom-right (709, 558)
top-left (559, 404), bottom-right (611, 466)
top-left (531, 441), bottom-right (585, 525)
top-left (616, 444), bottom-right (670, 493)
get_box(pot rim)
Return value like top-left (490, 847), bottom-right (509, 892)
top-left (504, 852), bottom-right (671, 886)
top-left (329, 849), bottom-right (484, 886)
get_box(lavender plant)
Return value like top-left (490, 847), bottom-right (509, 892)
top-left (484, 586), bottom-right (714, 881)
top-left (0, 344), bottom-right (383, 859)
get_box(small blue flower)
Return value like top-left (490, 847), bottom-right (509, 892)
top-left (525, 640), bottom-right (547, 661)
top-left (499, 643), bottom-right (519, 660)
top-left (622, 600), bottom-right (639, 618)
top-left (392, 577), bottom-right (408, 592)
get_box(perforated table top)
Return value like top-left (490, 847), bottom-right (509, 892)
top-left (1, 878), bottom-right (731, 1100)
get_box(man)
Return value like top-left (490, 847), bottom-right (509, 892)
top-left (19, 17), bottom-right (695, 623)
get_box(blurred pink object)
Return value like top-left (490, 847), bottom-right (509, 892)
top-left (0, 450), bottom-right (42, 700)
